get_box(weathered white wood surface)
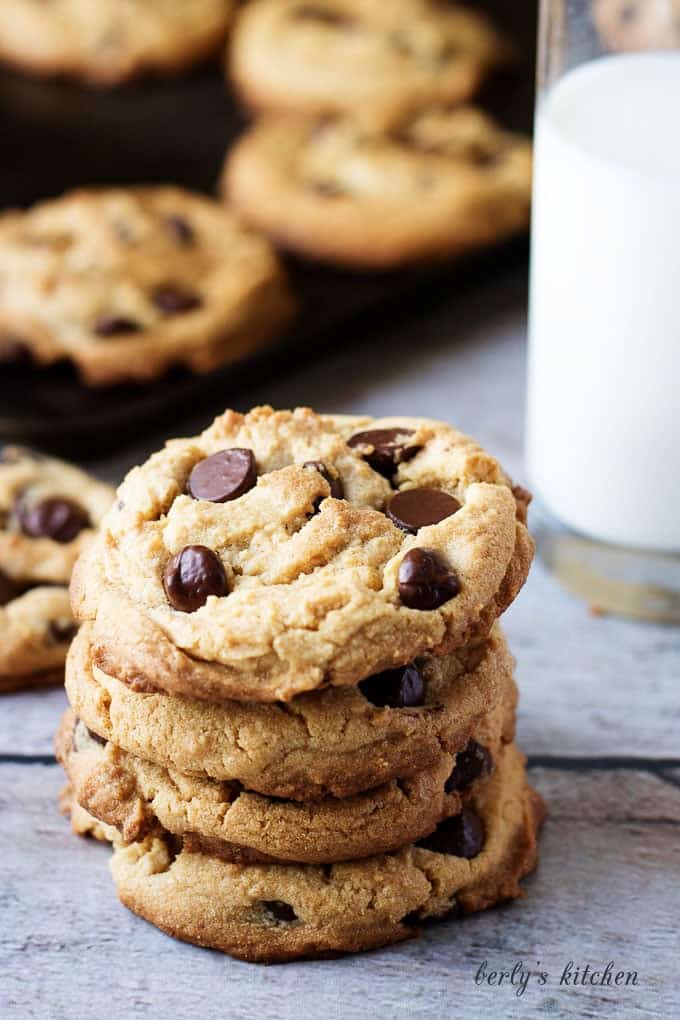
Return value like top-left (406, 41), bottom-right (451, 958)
top-left (1, 764), bottom-right (678, 1020)
top-left (2, 271), bottom-right (678, 1018)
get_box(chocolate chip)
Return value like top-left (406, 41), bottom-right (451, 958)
top-left (187, 449), bottom-right (257, 503)
top-left (0, 568), bottom-right (23, 607)
top-left (347, 428), bottom-right (420, 479)
top-left (293, 5), bottom-right (351, 26)
top-left (302, 460), bottom-right (344, 500)
top-left (165, 215), bottom-right (195, 245)
top-left (445, 741), bottom-right (492, 793)
top-left (16, 497), bottom-right (89, 543)
top-left (398, 548), bottom-right (459, 610)
top-left (416, 809), bottom-right (485, 858)
top-left (163, 545), bottom-right (228, 612)
top-left (152, 284), bottom-right (202, 316)
top-left (387, 488), bottom-right (460, 534)
top-left (620, 4), bottom-right (637, 22)
top-left (309, 180), bottom-right (347, 198)
top-left (261, 900), bottom-right (298, 923)
top-left (48, 620), bottom-right (78, 645)
top-left (0, 335), bottom-right (30, 363)
top-left (94, 314), bottom-right (143, 337)
top-left (359, 663), bottom-right (425, 708)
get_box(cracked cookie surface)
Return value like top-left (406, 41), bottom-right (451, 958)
top-left (224, 106), bottom-right (532, 268)
top-left (229, 0), bottom-right (509, 117)
top-left (71, 406), bottom-right (533, 702)
top-left (0, 189), bottom-right (294, 386)
top-left (85, 743), bottom-right (544, 962)
top-left (0, 446), bottom-right (112, 689)
top-left (58, 659), bottom-right (514, 863)
top-left (0, 1), bottom-right (234, 84)
top-left (66, 622), bottom-right (514, 800)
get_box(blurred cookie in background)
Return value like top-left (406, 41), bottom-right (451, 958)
top-left (592, 0), bottom-right (680, 52)
top-left (0, 0), bottom-right (235, 85)
top-left (0, 446), bottom-right (113, 692)
top-left (223, 106), bottom-right (532, 268)
top-left (229, 0), bottom-right (512, 117)
top-left (0, 187), bottom-right (295, 386)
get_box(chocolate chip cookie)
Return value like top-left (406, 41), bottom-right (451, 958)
top-left (0, 189), bottom-right (294, 386)
top-left (58, 660), bottom-right (514, 863)
top-left (91, 743), bottom-right (544, 962)
top-left (66, 622), bottom-right (515, 800)
top-left (223, 105), bottom-right (532, 268)
top-left (0, 1), bottom-right (235, 85)
top-left (70, 406), bottom-right (533, 702)
top-left (0, 446), bottom-right (113, 691)
top-left (229, 0), bottom-right (510, 116)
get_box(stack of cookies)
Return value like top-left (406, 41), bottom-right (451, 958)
top-left (0, 446), bottom-right (113, 693)
top-left (57, 406), bottom-right (544, 961)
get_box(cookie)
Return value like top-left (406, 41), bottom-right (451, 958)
top-left (223, 105), bottom-right (532, 268)
top-left (100, 743), bottom-right (544, 962)
top-left (0, 446), bottom-right (113, 691)
top-left (71, 406), bottom-right (533, 702)
top-left (229, 0), bottom-right (510, 117)
top-left (58, 661), bottom-right (514, 863)
top-left (0, 1), bottom-right (234, 85)
top-left (592, 0), bottom-right (680, 52)
top-left (66, 622), bottom-right (515, 800)
top-left (0, 189), bottom-right (295, 386)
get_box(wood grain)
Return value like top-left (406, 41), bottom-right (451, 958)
top-left (1, 763), bottom-right (678, 1020)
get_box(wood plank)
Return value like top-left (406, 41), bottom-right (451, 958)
top-left (1, 763), bottom-right (678, 1020)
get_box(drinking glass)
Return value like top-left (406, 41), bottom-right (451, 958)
top-left (526, 0), bottom-right (680, 621)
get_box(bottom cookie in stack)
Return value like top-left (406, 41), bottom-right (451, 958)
top-left (64, 743), bottom-right (543, 962)
top-left (58, 622), bottom-right (544, 961)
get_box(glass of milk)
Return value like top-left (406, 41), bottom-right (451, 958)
top-left (527, 0), bottom-right (680, 622)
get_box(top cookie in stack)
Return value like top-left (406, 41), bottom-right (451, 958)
top-left (71, 405), bottom-right (533, 702)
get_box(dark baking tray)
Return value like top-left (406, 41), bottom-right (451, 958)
top-left (0, 1), bottom-right (536, 457)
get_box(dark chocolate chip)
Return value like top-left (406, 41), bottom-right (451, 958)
top-left (399, 910), bottom-right (422, 929)
top-left (359, 663), bottom-right (425, 708)
top-left (48, 619), bottom-right (78, 645)
top-left (308, 180), bottom-right (347, 198)
top-left (445, 741), bottom-right (492, 793)
top-left (0, 335), bottom-right (31, 363)
top-left (16, 497), bottom-right (89, 543)
top-left (387, 488), bottom-right (460, 534)
top-left (261, 900), bottom-right (298, 923)
top-left (347, 427), bottom-right (420, 479)
top-left (165, 215), bottom-right (195, 245)
top-left (293, 5), bottom-right (352, 26)
top-left (0, 568), bottom-right (23, 607)
top-left (163, 545), bottom-right (228, 612)
top-left (152, 284), bottom-right (202, 316)
top-left (416, 808), bottom-right (484, 858)
top-left (94, 314), bottom-right (143, 337)
top-left (187, 449), bottom-right (257, 503)
top-left (398, 548), bottom-right (459, 610)
top-left (302, 460), bottom-right (344, 500)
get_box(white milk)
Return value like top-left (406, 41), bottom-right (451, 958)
top-left (527, 53), bottom-right (680, 552)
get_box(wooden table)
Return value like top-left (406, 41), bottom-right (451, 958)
top-left (2, 268), bottom-right (678, 1019)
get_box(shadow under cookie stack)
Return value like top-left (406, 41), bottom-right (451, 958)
top-left (57, 406), bottom-right (544, 962)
